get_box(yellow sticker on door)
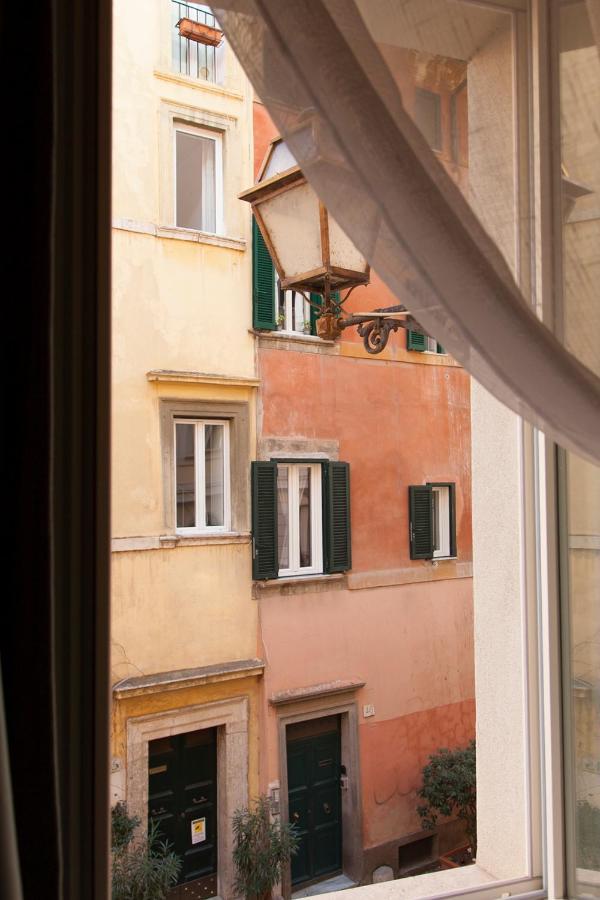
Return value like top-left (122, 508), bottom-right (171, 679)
top-left (191, 817), bottom-right (206, 845)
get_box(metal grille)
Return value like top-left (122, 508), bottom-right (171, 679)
top-left (172, 2), bottom-right (219, 83)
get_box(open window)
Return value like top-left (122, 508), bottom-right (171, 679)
top-left (406, 330), bottom-right (445, 355)
top-left (252, 460), bottom-right (351, 579)
top-left (174, 124), bottom-right (223, 234)
top-left (252, 217), bottom-right (338, 336)
top-left (409, 483), bottom-right (457, 561)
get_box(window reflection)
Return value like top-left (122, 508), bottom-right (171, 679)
top-left (205, 424), bottom-right (224, 527)
top-left (559, 2), bottom-right (600, 892)
top-left (277, 466), bottom-right (290, 570)
top-left (298, 467), bottom-right (312, 568)
top-left (176, 423), bottom-right (196, 528)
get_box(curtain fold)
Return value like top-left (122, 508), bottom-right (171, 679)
top-left (214, 0), bottom-right (600, 464)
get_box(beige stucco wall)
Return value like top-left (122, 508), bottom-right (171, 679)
top-left (469, 11), bottom-right (531, 882)
top-left (111, 0), bottom-right (258, 686)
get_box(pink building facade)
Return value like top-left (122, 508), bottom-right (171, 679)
top-left (251, 99), bottom-right (475, 891)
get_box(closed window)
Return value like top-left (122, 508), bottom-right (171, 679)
top-left (175, 419), bottom-right (230, 532)
top-left (175, 125), bottom-right (223, 233)
top-left (251, 460), bottom-right (351, 579)
top-left (409, 482), bottom-right (456, 560)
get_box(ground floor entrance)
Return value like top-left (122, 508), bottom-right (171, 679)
top-left (287, 715), bottom-right (342, 888)
top-left (148, 727), bottom-right (218, 899)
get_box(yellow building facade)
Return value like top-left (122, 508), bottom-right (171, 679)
top-left (110, 3), bottom-right (260, 896)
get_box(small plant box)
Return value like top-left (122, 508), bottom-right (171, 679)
top-left (177, 18), bottom-right (223, 47)
top-left (438, 845), bottom-right (474, 869)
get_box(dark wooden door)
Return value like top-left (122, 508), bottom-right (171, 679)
top-left (287, 717), bottom-right (342, 886)
top-left (148, 728), bottom-right (218, 899)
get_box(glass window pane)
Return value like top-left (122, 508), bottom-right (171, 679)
top-left (204, 424), bottom-right (225, 527)
top-left (277, 467), bottom-right (289, 570)
top-left (293, 291), bottom-right (304, 332)
top-left (176, 131), bottom-right (216, 232)
top-left (432, 490), bottom-right (440, 553)
top-left (298, 467), bottom-right (312, 568)
top-left (558, 3), bottom-right (600, 894)
top-left (414, 88), bottom-right (442, 151)
top-left (176, 423), bottom-right (196, 528)
top-left (277, 280), bottom-right (285, 328)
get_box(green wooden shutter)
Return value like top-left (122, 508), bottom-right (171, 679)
top-left (409, 485), bottom-right (434, 559)
top-left (309, 291), bottom-right (341, 335)
top-left (251, 461), bottom-right (278, 579)
top-left (407, 330), bottom-right (427, 351)
top-left (323, 461), bottom-right (352, 573)
top-left (252, 218), bottom-right (276, 330)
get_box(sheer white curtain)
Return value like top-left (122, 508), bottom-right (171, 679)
top-left (213, 0), bottom-right (600, 463)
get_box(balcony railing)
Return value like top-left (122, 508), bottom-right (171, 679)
top-left (172, 1), bottom-right (220, 83)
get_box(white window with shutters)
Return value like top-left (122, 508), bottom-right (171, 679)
top-left (276, 463), bottom-right (323, 576)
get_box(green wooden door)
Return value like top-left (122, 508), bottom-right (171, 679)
top-left (148, 728), bottom-right (218, 899)
top-left (287, 719), bottom-right (342, 886)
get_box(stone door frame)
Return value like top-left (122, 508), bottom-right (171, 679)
top-left (276, 696), bottom-right (362, 897)
top-left (126, 696), bottom-right (249, 900)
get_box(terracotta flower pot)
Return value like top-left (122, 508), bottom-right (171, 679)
top-left (177, 18), bottom-right (223, 47)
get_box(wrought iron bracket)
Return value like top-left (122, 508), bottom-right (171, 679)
top-left (309, 283), bottom-right (427, 354)
top-left (341, 305), bottom-right (423, 354)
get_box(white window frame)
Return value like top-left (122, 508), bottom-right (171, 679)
top-left (173, 122), bottom-right (224, 236)
top-left (275, 278), bottom-right (312, 335)
top-left (431, 485), bottom-right (451, 559)
top-left (277, 462), bottom-right (323, 577)
top-left (174, 418), bottom-right (230, 534)
top-left (424, 335), bottom-right (441, 353)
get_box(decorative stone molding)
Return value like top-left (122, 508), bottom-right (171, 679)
top-left (275, 696), bottom-right (363, 896)
top-left (114, 658), bottom-right (264, 698)
top-left (258, 437), bottom-right (339, 462)
top-left (125, 696), bottom-right (249, 900)
top-left (147, 369), bottom-right (259, 387)
top-left (270, 679), bottom-right (365, 706)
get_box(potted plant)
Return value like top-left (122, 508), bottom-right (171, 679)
top-left (303, 319), bottom-right (312, 335)
top-left (111, 802), bottom-right (181, 899)
top-left (276, 314), bottom-right (285, 331)
top-left (417, 739), bottom-right (477, 859)
top-left (233, 795), bottom-right (299, 900)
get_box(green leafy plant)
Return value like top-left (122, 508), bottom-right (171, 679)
top-left (417, 740), bottom-right (477, 856)
top-left (233, 794), bottom-right (299, 899)
top-left (111, 802), bottom-right (182, 900)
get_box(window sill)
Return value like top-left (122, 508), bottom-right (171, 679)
top-left (321, 863), bottom-right (500, 900)
top-left (112, 217), bottom-right (246, 251)
top-left (153, 68), bottom-right (244, 102)
top-left (253, 572), bottom-right (346, 598)
top-left (251, 329), bottom-right (339, 354)
top-left (111, 533), bottom-right (251, 552)
top-left (163, 532), bottom-right (251, 548)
